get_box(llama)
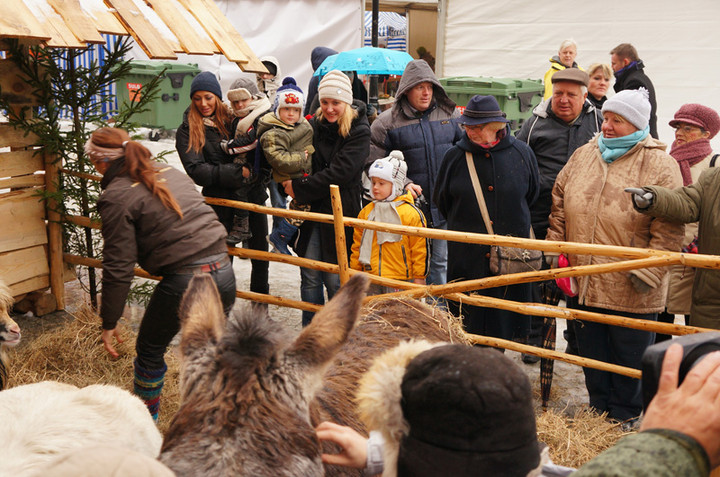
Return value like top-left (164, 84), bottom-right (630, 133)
top-left (161, 273), bottom-right (468, 476)
top-left (0, 281), bottom-right (20, 391)
top-left (0, 381), bottom-right (163, 476)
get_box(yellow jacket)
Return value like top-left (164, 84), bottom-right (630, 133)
top-left (543, 57), bottom-right (584, 100)
top-left (350, 191), bottom-right (428, 280)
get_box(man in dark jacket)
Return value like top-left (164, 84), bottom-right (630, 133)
top-left (610, 43), bottom-right (658, 139)
top-left (369, 59), bottom-right (462, 286)
top-left (515, 68), bottom-right (603, 359)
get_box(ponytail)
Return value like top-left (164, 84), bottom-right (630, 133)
top-left (87, 128), bottom-right (183, 218)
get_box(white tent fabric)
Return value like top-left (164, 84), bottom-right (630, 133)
top-left (364, 11), bottom-right (407, 50)
top-left (129, 0), bottom-right (362, 101)
top-left (439, 0), bottom-right (720, 149)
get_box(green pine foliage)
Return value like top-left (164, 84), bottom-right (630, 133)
top-left (0, 38), bottom-right (165, 308)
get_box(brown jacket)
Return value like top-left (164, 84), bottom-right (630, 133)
top-left (546, 136), bottom-right (684, 314)
top-left (98, 161), bottom-right (227, 329)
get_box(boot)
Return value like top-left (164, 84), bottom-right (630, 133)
top-left (226, 214), bottom-right (252, 246)
top-left (268, 218), bottom-right (297, 255)
top-left (134, 359), bottom-right (167, 422)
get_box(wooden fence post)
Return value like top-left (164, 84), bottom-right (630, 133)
top-left (330, 185), bottom-right (350, 285)
top-left (45, 151), bottom-right (65, 309)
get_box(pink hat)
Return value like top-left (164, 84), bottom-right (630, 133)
top-left (669, 104), bottom-right (720, 139)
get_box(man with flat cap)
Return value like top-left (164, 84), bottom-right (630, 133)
top-left (515, 68), bottom-right (604, 359)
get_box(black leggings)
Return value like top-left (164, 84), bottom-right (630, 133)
top-left (135, 254), bottom-right (236, 370)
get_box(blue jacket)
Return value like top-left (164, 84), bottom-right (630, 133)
top-left (369, 60), bottom-right (462, 227)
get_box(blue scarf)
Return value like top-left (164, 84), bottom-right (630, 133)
top-left (597, 126), bottom-right (650, 163)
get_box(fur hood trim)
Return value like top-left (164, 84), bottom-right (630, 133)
top-left (356, 340), bottom-right (445, 477)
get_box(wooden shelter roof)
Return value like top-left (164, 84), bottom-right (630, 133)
top-left (1, 0), bottom-right (266, 72)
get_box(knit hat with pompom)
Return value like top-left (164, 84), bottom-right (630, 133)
top-left (274, 77), bottom-right (304, 112)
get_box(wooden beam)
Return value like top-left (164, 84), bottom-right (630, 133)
top-left (176, 0), bottom-right (266, 70)
top-left (79, 0), bottom-right (128, 35)
top-left (0, 245), bottom-right (50, 288)
top-left (0, 196), bottom-right (47, 254)
top-left (0, 124), bottom-right (40, 148)
top-left (145, 0), bottom-right (216, 55)
top-left (45, 151), bottom-right (65, 309)
top-left (0, 174), bottom-right (45, 190)
top-left (105, 0), bottom-right (178, 59)
top-left (47, 0), bottom-right (105, 44)
top-left (0, 59), bottom-right (39, 106)
top-left (9, 274), bottom-right (50, 298)
top-left (0, 149), bottom-right (44, 177)
top-left (1, 0), bottom-right (52, 41)
top-left (33, 9), bottom-right (88, 48)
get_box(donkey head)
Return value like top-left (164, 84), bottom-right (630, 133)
top-left (161, 273), bottom-right (369, 477)
top-left (0, 282), bottom-right (19, 391)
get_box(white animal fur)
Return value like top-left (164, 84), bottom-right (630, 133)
top-left (0, 381), bottom-right (162, 477)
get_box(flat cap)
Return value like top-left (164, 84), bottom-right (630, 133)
top-left (551, 68), bottom-right (589, 87)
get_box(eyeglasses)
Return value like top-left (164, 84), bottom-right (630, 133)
top-left (673, 124), bottom-right (705, 134)
top-left (461, 124), bottom-right (485, 132)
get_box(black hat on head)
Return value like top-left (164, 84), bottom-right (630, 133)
top-left (460, 95), bottom-right (508, 126)
top-left (397, 345), bottom-right (540, 477)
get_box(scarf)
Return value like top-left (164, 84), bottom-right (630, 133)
top-left (234, 97), bottom-right (272, 132)
top-left (202, 115), bottom-right (219, 129)
top-left (670, 138), bottom-right (713, 186)
top-left (597, 126), bottom-right (649, 163)
top-left (358, 200), bottom-right (403, 267)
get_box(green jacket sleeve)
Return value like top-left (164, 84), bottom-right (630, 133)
top-left (572, 430), bottom-right (710, 477)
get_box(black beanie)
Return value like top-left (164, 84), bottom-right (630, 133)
top-left (190, 71), bottom-right (222, 99)
top-left (397, 345), bottom-right (540, 477)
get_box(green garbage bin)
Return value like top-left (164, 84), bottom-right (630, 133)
top-left (439, 77), bottom-right (544, 132)
top-left (115, 61), bottom-right (200, 130)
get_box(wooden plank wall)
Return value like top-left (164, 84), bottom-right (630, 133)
top-left (0, 57), bottom-right (52, 299)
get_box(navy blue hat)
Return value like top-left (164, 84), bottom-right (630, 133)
top-left (274, 77), bottom-right (305, 111)
top-left (460, 95), bottom-right (508, 126)
top-left (190, 71), bottom-right (222, 99)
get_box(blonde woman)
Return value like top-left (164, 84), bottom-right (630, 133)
top-left (282, 70), bottom-right (370, 325)
top-left (587, 63), bottom-right (612, 109)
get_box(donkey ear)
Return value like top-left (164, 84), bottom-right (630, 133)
top-left (289, 273), bottom-right (369, 367)
top-left (178, 274), bottom-right (227, 356)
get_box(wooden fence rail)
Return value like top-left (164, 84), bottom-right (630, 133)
top-left (59, 182), bottom-right (720, 380)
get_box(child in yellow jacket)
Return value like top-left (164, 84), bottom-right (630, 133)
top-left (350, 151), bottom-right (428, 292)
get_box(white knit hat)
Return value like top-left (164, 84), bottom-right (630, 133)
top-left (368, 150), bottom-right (407, 200)
top-left (318, 70), bottom-right (353, 105)
top-left (602, 88), bottom-right (651, 130)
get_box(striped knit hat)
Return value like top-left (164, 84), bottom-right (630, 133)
top-left (318, 70), bottom-right (353, 105)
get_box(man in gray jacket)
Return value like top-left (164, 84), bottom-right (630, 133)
top-left (515, 68), bottom-right (603, 359)
top-left (368, 59), bottom-right (462, 286)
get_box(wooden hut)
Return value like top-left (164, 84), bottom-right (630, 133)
top-left (0, 0), bottom-right (265, 313)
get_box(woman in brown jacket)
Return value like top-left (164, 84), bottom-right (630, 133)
top-left (88, 127), bottom-right (236, 421)
top-left (546, 89), bottom-right (683, 423)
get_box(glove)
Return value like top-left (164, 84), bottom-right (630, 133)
top-left (220, 139), bottom-right (231, 155)
top-left (629, 274), bottom-right (652, 294)
top-left (544, 252), bottom-right (559, 269)
top-left (624, 187), bottom-right (654, 209)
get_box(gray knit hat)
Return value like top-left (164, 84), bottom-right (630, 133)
top-left (318, 70), bottom-right (353, 105)
top-left (227, 76), bottom-right (262, 102)
top-left (368, 150), bottom-right (407, 200)
top-left (602, 88), bottom-right (651, 130)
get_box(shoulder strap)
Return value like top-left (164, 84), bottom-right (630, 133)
top-left (465, 152), bottom-right (494, 235)
top-left (711, 154), bottom-right (719, 168)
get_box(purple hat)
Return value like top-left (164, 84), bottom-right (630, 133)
top-left (460, 95), bottom-right (508, 126)
top-left (669, 104), bottom-right (720, 139)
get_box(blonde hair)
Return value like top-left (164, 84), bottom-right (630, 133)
top-left (316, 103), bottom-right (359, 138)
top-left (88, 128), bottom-right (183, 218)
top-left (587, 63), bottom-right (612, 80)
top-left (186, 95), bottom-right (232, 153)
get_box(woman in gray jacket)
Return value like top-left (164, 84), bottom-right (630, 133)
top-left (87, 127), bottom-right (236, 421)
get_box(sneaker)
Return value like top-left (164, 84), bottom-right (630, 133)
top-left (522, 353), bottom-right (540, 364)
top-left (227, 215), bottom-right (252, 245)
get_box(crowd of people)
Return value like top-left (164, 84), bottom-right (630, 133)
top-left (85, 39), bottom-right (720, 475)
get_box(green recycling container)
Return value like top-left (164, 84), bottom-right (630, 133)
top-left (439, 77), bottom-right (544, 132)
top-left (115, 61), bottom-right (200, 130)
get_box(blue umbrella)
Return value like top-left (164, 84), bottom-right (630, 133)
top-left (313, 46), bottom-right (414, 76)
